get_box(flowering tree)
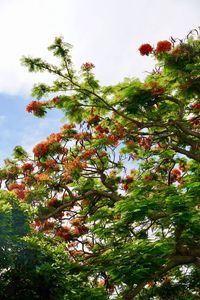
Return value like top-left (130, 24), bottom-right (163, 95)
top-left (0, 29), bottom-right (200, 299)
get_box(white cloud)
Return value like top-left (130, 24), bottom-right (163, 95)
top-left (0, 0), bottom-right (199, 96)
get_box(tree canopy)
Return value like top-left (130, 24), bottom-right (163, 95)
top-left (0, 29), bottom-right (200, 299)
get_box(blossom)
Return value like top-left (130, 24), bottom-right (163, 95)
top-left (139, 137), bottom-right (152, 150)
top-left (74, 132), bottom-right (92, 141)
top-left (81, 62), bottom-right (95, 71)
top-left (26, 100), bottom-right (43, 113)
top-left (64, 157), bottom-right (87, 174)
top-left (47, 133), bottom-right (63, 143)
top-left (138, 43), bottom-right (153, 56)
top-left (33, 142), bottom-right (49, 157)
top-left (81, 148), bottom-right (97, 160)
top-left (95, 125), bottom-right (109, 134)
top-left (23, 176), bottom-right (33, 185)
top-left (45, 159), bottom-right (59, 171)
top-left (88, 114), bottom-right (101, 125)
top-left (8, 182), bottom-right (25, 191)
top-left (56, 226), bottom-right (71, 241)
top-left (125, 175), bottom-right (134, 184)
top-left (172, 47), bottom-right (182, 56)
top-left (48, 197), bottom-right (59, 207)
top-left (36, 173), bottom-right (50, 181)
top-left (147, 81), bottom-right (165, 96)
top-left (171, 168), bottom-right (181, 177)
top-left (193, 102), bottom-right (200, 110)
top-left (126, 140), bottom-right (134, 147)
top-left (21, 163), bottom-right (34, 172)
top-left (61, 123), bottom-right (76, 132)
top-left (8, 182), bottom-right (27, 200)
top-left (52, 96), bottom-right (60, 104)
top-left (123, 183), bottom-right (129, 191)
top-left (106, 134), bottom-right (119, 145)
top-left (13, 189), bottom-right (27, 200)
top-left (147, 281), bottom-right (156, 287)
top-left (156, 40), bottom-right (172, 53)
top-left (144, 175), bottom-right (152, 181)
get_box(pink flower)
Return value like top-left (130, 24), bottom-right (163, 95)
top-left (81, 62), bottom-right (95, 71)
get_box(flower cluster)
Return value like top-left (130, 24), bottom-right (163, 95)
top-left (47, 133), bottom-right (63, 143)
top-left (95, 124), bottom-right (109, 134)
top-left (47, 197), bottom-right (59, 207)
top-left (74, 132), bottom-right (92, 141)
top-left (56, 226), bottom-right (71, 241)
top-left (8, 182), bottom-right (27, 200)
top-left (146, 81), bottom-right (165, 96)
top-left (81, 148), bottom-right (97, 160)
top-left (64, 157), bottom-right (87, 175)
top-left (81, 62), bottom-right (95, 71)
top-left (21, 163), bottom-right (34, 172)
top-left (138, 137), bottom-right (152, 150)
top-left (138, 43), bottom-right (153, 56)
top-left (26, 100), bottom-right (43, 113)
top-left (35, 173), bottom-right (50, 181)
top-left (45, 159), bottom-right (59, 171)
top-left (88, 114), bottom-right (101, 125)
top-left (61, 123), bottom-right (76, 134)
top-left (33, 142), bottom-right (49, 157)
top-left (193, 102), bottom-right (200, 110)
top-left (171, 168), bottom-right (183, 184)
top-left (155, 40), bottom-right (172, 53)
top-left (139, 40), bottom-right (172, 56)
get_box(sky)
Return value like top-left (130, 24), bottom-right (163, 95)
top-left (0, 0), bottom-right (199, 164)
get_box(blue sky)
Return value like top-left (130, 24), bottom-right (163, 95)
top-left (0, 0), bottom-right (199, 165)
top-left (0, 93), bottom-right (63, 164)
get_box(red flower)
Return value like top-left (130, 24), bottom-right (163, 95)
top-left (107, 134), bottom-right (119, 145)
top-left (156, 40), bottom-right (172, 53)
top-left (139, 137), bottom-right (152, 150)
top-left (47, 133), bottom-right (63, 143)
top-left (61, 123), bottom-right (76, 132)
top-left (171, 168), bottom-right (181, 177)
top-left (36, 173), bottom-right (50, 181)
top-left (8, 183), bottom-right (27, 200)
top-left (52, 96), bottom-right (60, 104)
top-left (45, 159), bottom-right (59, 171)
top-left (147, 281), bottom-right (156, 287)
top-left (193, 102), bottom-right (200, 110)
top-left (139, 43), bottom-right (153, 56)
top-left (48, 197), bottom-right (59, 207)
top-left (81, 149), bottom-right (96, 160)
top-left (14, 189), bottom-right (27, 200)
top-left (8, 183), bottom-right (25, 191)
top-left (26, 100), bottom-right (43, 113)
top-left (125, 175), bottom-right (134, 184)
top-left (33, 142), bottom-right (49, 157)
top-left (88, 114), bottom-right (101, 125)
top-left (123, 183), bottom-right (129, 191)
top-left (95, 125), bottom-right (109, 134)
top-left (21, 163), bottom-right (34, 172)
top-left (144, 175), bottom-right (152, 181)
top-left (172, 47), bottom-right (182, 56)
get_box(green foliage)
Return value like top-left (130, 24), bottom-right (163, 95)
top-left (12, 145), bottom-right (28, 160)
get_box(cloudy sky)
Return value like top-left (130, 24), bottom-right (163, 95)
top-left (0, 0), bottom-right (199, 164)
